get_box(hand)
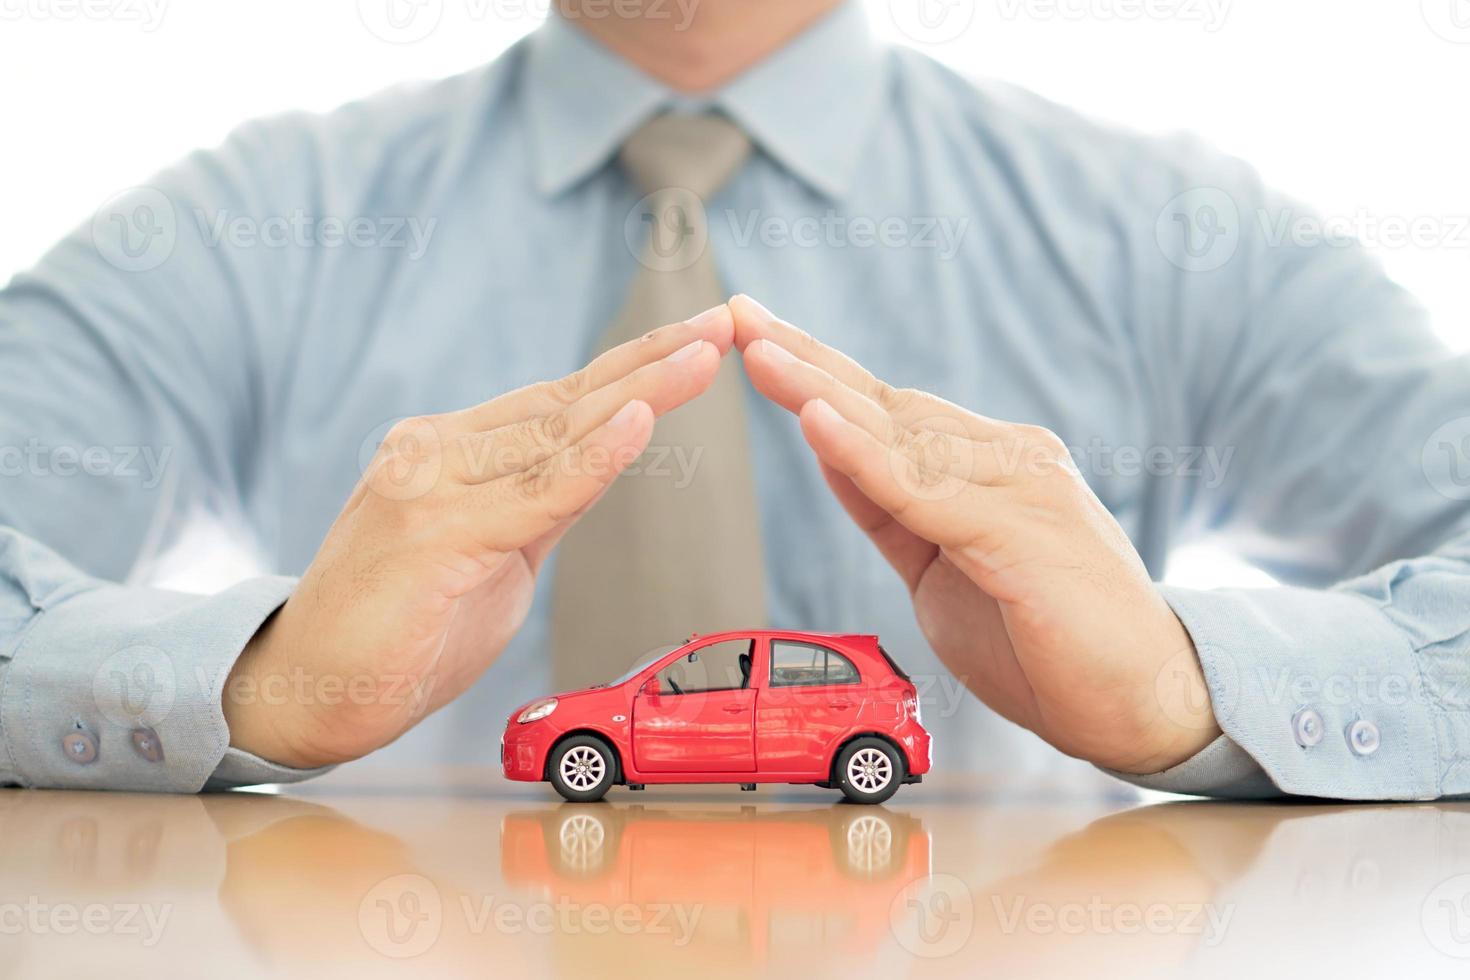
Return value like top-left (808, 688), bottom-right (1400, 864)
top-left (223, 307), bottom-right (734, 768)
top-left (729, 295), bottom-right (1219, 774)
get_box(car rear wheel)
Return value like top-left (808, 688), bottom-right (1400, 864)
top-left (549, 736), bottom-right (617, 803)
top-left (835, 737), bottom-right (905, 805)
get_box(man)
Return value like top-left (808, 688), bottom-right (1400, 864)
top-left (1, 0), bottom-right (1466, 798)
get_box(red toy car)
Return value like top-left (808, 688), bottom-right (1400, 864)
top-left (502, 630), bottom-right (931, 804)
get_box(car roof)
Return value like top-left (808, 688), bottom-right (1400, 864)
top-left (683, 629), bottom-right (878, 643)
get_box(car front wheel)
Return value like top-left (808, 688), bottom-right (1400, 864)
top-left (835, 737), bottom-right (904, 805)
top-left (549, 736), bottom-right (617, 803)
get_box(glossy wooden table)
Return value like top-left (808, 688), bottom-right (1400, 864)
top-left (4, 769), bottom-right (1470, 978)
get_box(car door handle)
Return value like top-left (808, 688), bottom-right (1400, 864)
top-left (722, 704), bottom-right (745, 714)
top-left (828, 699), bottom-right (853, 709)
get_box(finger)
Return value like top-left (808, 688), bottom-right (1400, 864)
top-left (743, 336), bottom-right (897, 434)
top-left (460, 401), bottom-right (655, 554)
top-left (799, 398), bottom-right (991, 550)
top-left (748, 339), bottom-right (1015, 486)
top-left (457, 304), bottom-right (734, 432)
top-left (730, 294), bottom-right (885, 399)
top-left (818, 462), bottom-right (938, 595)
top-left (732, 295), bottom-right (1009, 438)
top-left (450, 340), bottom-right (721, 483)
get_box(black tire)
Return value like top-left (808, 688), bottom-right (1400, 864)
top-left (548, 736), bottom-right (617, 803)
top-left (834, 737), bottom-right (905, 805)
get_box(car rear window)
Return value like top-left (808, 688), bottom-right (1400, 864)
top-left (877, 644), bottom-right (910, 681)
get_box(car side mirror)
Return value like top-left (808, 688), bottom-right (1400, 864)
top-left (640, 677), bottom-right (659, 698)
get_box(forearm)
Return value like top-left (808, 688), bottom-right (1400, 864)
top-left (0, 527), bottom-right (328, 791)
top-left (1112, 534), bottom-right (1470, 800)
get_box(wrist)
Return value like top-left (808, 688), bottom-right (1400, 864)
top-left (1117, 620), bottom-right (1222, 774)
top-left (222, 610), bottom-right (320, 769)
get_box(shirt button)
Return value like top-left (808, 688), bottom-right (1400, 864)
top-left (130, 728), bottom-right (164, 763)
top-left (62, 731), bottom-right (98, 765)
top-left (1291, 708), bottom-right (1324, 748)
top-left (1347, 719), bottom-right (1381, 757)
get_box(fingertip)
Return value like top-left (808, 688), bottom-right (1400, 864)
top-left (729, 294), bottom-right (776, 352)
top-left (801, 397), bottom-right (842, 426)
top-left (686, 304), bottom-right (735, 355)
top-left (798, 397), bottom-right (846, 448)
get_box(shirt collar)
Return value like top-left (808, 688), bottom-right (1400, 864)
top-left (523, 1), bottom-right (889, 201)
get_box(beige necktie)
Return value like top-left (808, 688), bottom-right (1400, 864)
top-left (549, 112), bottom-right (768, 691)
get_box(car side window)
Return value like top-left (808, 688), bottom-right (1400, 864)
top-left (769, 641), bottom-right (861, 688)
top-left (654, 639), bottom-right (754, 695)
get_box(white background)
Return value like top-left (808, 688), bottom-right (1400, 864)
top-left (2, 0), bottom-right (1467, 589)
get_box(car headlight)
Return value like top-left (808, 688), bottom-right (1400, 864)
top-left (517, 698), bottom-right (558, 724)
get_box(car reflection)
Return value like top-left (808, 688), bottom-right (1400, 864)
top-left (500, 803), bottom-right (930, 970)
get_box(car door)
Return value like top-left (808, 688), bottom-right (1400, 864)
top-left (754, 638), bottom-right (864, 775)
top-left (631, 637), bottom-right (757, 773)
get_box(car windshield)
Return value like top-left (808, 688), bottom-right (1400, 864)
top-left (602, 644), bottom-right (680, 687)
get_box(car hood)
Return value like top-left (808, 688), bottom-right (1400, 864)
top-left (511, 685), bottom-right (624, 718)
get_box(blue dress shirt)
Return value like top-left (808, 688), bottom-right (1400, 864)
top-left (2, 2), bottom-right (1468, 796)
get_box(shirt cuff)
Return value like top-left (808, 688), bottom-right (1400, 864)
top-left (0, 575), bottom-right (328, 792)
top-left (1115, 584), bottom-right (1440, 801)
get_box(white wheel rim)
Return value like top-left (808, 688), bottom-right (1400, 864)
top-left (558, 813), bottom-right (606, 871)
top-left (847, 747), bottom-right (893, 794)
top-left (559, 746), bottom-right (607, 791)
top-left (846, 815), bottom-right (894, 872)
